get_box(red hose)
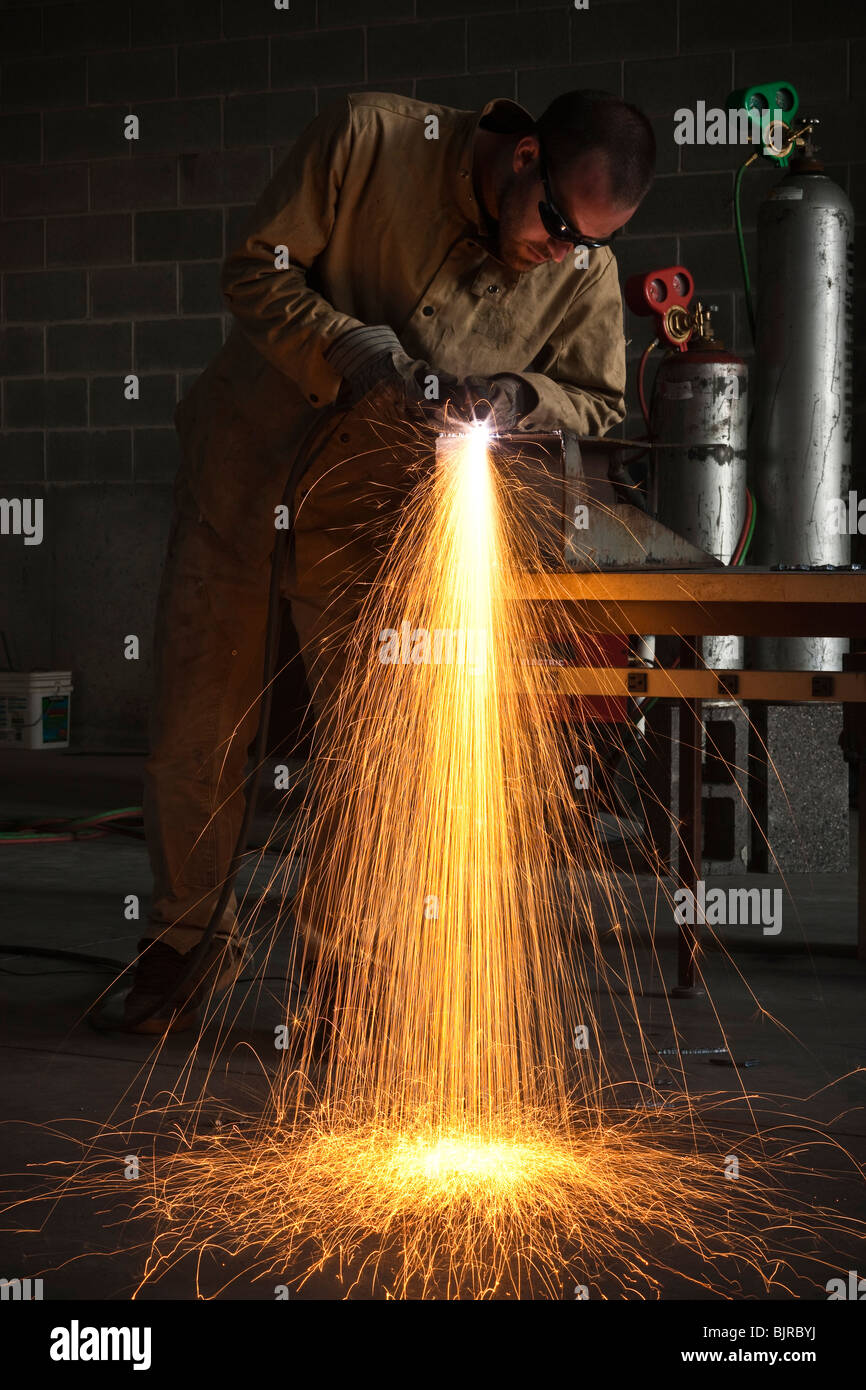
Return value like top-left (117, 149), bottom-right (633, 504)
top-left (637, 340), bottom-right (656, 430)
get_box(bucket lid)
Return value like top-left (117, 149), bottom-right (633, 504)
top-left (0, 671), bottom-right (73, 687)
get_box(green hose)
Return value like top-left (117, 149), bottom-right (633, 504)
top-left (0, 806), bottom-right (143, 843)
top-left (734, 157), bottom-right (758, 346)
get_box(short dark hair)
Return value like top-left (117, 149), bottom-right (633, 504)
top-left (536, 90), bottom-right (656, 209)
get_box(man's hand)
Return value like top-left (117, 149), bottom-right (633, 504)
top-left (439, 374), bottom-right (537, 434)
top-left (324, 323), bottom-right (447, 410)
top-left (412, 373), bottom-right (538, 434)
top-left (324, 326), bottom-right (537, 434)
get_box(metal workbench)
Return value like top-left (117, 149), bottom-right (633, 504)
top-left (515, 568), bottom-right (866, 989)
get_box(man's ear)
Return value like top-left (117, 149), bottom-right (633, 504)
top-left (513, 135), bottom-right (540, 175)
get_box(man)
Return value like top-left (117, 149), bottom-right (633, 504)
top-left (121, 88), bottom-right (655, 1034)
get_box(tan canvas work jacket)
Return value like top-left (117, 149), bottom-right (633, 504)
top-left (175, 91), bottom-right (627, 564)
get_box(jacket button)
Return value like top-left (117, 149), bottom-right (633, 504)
top-left (487, 285), bottom-right (501, 295)
top-left (422, 305), bottom-right (434, 316)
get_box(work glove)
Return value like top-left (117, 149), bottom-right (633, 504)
top-left (324, 326), bottom-right (537, 435)
top-left (420, 373), bottom-right (537, 434)
top-left (323, 323), bottom-right (427, 408)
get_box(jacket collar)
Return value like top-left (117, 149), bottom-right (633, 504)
top-left (452, 97), bottom-right (536, 239)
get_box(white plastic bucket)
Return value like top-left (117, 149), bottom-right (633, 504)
top-left (0, 671), bottom-right (74, 749)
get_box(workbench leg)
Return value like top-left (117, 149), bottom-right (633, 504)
top-left (859, 751), bottom-right (866, 962)
top-left (747, 701), bottom-right (769, 874)
top-left (841, 657), bottom-right (866, 959)
top-left (643, 698), bottom-right (673, 872)
top-left (673, 637), bottom-right (705, 998)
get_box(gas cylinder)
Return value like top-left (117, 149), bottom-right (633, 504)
top-left (651, 306), bottom-right (748, 669)
top-left (749, 146), bottom-right (854, 671)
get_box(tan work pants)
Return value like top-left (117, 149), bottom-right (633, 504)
top-left (143, 392), bottom-right (416, 954)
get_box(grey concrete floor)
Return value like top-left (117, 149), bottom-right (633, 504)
top-left (0, 749), bottom-right (864, 1300)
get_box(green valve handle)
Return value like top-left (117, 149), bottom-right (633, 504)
top-left (726, 82), bottom-right (799, 167)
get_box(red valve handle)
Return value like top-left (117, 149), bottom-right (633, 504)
top-left (625, 265), bottom-right (694, 317)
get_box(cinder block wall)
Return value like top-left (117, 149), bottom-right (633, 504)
top-left (0, 0), bottom-right (863, 746)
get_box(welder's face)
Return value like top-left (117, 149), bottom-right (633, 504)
top-left (496, 143), bottom-right (638, 273)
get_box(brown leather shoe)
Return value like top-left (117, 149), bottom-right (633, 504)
top-left (121, 934), bottom-right (246, 1035)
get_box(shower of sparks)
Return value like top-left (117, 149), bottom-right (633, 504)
top-left (287, 421), bottom-right (609, 1133)
top-left (6, 414), bottom-right (865, 1300)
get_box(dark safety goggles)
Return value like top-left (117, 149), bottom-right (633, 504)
top-left (537, 147), bottom-right (620, 250)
